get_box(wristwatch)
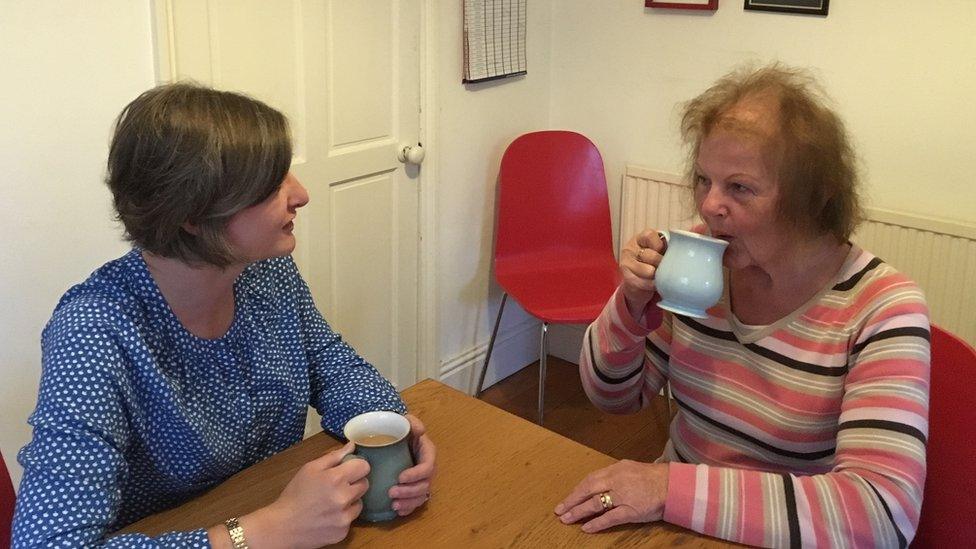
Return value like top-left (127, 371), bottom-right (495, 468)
top-left (224, 517), bottom-right (249, 549)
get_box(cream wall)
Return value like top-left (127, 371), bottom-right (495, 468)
top-left (547, 0), bottom-right (976, 246)
top-left (433, 1), bottom-right (553, 389)
top-left (0, 3), bottom-right (156, 489)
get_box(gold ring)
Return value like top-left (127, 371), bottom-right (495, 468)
top-left (599, 491), bottom-right (614, 512)
top-left (636, 248), bottom-right (644, 262)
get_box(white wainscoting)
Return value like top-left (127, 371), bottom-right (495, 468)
top-left (617, 165), bottom-right (976, 345)
top-left (438, 316), bottom-right (541, 394)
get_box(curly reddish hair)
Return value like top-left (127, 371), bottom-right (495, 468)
top-left (681, 63), bottom-right (862, 242)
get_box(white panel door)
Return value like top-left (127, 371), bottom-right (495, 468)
top-left (156, 0), bottom-right (422, 390)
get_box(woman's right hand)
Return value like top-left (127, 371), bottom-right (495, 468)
top-left (214, 442), bottom-right (369, 548)
top-left (619, 229), bottom-right (667, 320)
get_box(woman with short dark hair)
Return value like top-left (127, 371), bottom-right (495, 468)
top-left (13, 83), bottom-right (436, 548)
top-left (107, 83), bottom-right (295, 267)
top-left (556, 64), bottom-right (929, 547)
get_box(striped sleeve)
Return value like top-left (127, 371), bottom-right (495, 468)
top-left (578, 287), bottom-right (669, 414)
top-left (663, 275), bottom-right (930, 548)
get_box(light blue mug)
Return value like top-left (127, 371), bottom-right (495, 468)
top-left (655, 229), bottom-right (728, 319)
top-left (342, 411), bottom-right (414, 522)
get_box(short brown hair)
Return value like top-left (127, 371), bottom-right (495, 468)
top-left (680, 63), bottom-right (862, 241)
top-left (106, 82), bottom-right (292, 267)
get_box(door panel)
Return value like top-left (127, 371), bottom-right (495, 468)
top-left (328, 1), bottom-right (393, 146)
top-left (331, 175), bottom-right (395, 373)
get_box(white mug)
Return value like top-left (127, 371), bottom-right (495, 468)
top-left (655, 230), bottom-right (728, 319)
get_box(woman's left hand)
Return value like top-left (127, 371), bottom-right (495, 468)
top-left (554, 461), bottom-right (669, 533)
top-left (389, 413), bottom-right (437, 516)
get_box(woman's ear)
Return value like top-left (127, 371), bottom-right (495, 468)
top-left (181, 221), bottom-right (200, 235)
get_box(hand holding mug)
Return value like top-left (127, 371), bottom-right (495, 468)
top-left (620, 229), bottom-right (668, 320)
top-left (222, 442), bottom-right (368, 549)
top-left (389, 413), bottom-right (436, 516)
top-left (622, 224), bottom-right (725, 320)
top-left (342, 411), bottom-right (435, 522)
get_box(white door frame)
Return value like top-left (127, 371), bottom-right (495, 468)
top-left (418, 0), bottom-right (439, 385)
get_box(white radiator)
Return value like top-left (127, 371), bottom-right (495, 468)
top-left (621, 165), bottom-right (976, 345)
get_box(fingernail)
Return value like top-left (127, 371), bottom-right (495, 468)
top-left (392, 502), bottom-right (400, 511)
top-left (581, 524), bottom-right (593, 533)
top-left (554, 504), bottom-right (564, 514)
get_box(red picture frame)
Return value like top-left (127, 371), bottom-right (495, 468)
top-left (646, 0), bottom-right (718, 10)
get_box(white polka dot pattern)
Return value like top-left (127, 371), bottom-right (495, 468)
top-left (12, 249), bottom-right (406, 546)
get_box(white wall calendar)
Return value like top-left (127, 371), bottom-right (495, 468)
top-left (462, 0), bottom-right (527, 83)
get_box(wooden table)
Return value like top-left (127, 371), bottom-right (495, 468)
top-left (121, 379), bottom-right (733, 547)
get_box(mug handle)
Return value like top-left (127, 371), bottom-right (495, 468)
top-left (339, 453), bottom-right (367, 519)
top-left (342, 453), bottom-right (367, 464)
top-left (657, 230), bottom-right (669, 253)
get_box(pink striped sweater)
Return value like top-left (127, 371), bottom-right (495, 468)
top-left (580, 245), bottom-right (930, 548)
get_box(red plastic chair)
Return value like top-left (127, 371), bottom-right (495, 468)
top-left (475, 131), bottom-right (619, 424)
top-left (1, 451), bottom-right (14, 547)
top-left (912, 325), bottom-right (976, 547)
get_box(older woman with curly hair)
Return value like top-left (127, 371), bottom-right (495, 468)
top-left (556, 64), bottom-right (929, 547)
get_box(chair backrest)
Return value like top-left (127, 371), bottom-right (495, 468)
top-left (912, 325), bottom-right (976, 547)
top-left (1, 451), bottom-right (14, 547)
top-left (495, 131), bottom-right (613, 262)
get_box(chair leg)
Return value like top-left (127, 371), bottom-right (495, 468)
top-left (666, 380), bottom-right (675, 418)
top-left (476, 293), bottom-right (508, 397)
top-left (538, 322), bottom-right (549, 425)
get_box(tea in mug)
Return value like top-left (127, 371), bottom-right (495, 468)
top-left (355, 433), bottom-right (401, 447)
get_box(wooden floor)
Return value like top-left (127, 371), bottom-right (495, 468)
top-left (479, 356), bottom-right (674, 462)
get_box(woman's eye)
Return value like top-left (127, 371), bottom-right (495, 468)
top-left (731, 183), bottom-right (751, 194)
top-left (694, 174), bottom-right (709, 186)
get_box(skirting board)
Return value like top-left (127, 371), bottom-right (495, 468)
top-left (438, 316), bottom-right (542, 394)
top-left (548, 323), bottom-right (588, 366)
top-left (442, 322), bottom-right (588, 394)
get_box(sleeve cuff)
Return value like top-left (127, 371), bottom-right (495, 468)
top-left (663, 461), bottom-right (700, 530)
top-left (116, 528), bottom-right (212, 547)
top-left (179, 528), bottom-right (211, 548)
top-left (611, 288), bottom-right (663, 338)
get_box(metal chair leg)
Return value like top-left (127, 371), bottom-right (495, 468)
top-left (476, 293), bottom-right (508, 397)
top-left (666, 380), bottom-right (675, 418)
top-left (538, 322), bottom-right (549, 425)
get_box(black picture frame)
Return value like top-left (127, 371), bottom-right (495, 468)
top-left (646, 0), bottom-right (718, 10)
top-left (743, 0), bottom-right (828, 16)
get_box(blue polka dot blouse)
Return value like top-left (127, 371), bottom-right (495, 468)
top-left (12, 249), bottom-right (406, 547)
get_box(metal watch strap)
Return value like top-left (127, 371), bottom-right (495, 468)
top-left (224, 517), bottom-right (249, 549)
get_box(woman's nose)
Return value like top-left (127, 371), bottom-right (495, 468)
top-left (698, 186), bottom-right (726, 218)
top-left (286, 174), bottom-right (310, 209)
